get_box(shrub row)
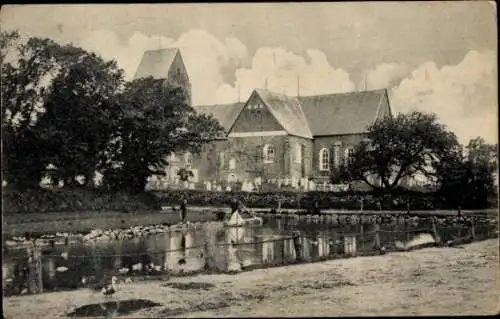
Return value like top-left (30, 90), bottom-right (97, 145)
top-left (152, 189), bottom-right (438, 211)
top-left (2, 188), bottom-right (160, 214)
top-left (3, 187), bottom-right (496, 214)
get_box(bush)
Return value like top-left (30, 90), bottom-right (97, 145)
top-left (152, 189), bottom-right (445, 211)
top-left (2, 187), bottom-right (494, 214)
top-left (2, 187), bottom-right (160, 214)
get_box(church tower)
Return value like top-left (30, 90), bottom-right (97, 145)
top-left (134, 48), bottom-right (192, 106)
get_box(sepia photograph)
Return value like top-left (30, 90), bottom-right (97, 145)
top-left (1, 2), bottom-right (498, 317)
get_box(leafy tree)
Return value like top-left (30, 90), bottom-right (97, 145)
top-left (331, 111), bottom-right (461, 194)
top-left (436, 137), bottom-right (497, 209)
top-left (103, 77), bottom-right (224, 193)
top-left (1, 32), bottom-right (64, 189)
top-left (37, 49), bottom-right (124, 187)
top-left (1, 30), bottom-right (125, 189)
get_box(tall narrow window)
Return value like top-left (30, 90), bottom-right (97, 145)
top-left (185, 152), bottom-right (193, 166)
top-left (333, 144), bottom-right (342, 168)
top-left (229, 158), bottom-right (236, 170)
top-left (218, 152), bottom-right (225, 169)
top-left (294, 143), bottom-right (302, 164)
top-left (344, 147), bottom-right (354, 165)
top-left (319, 148), bottom-right (329, 171)
top-left (263, 144), bottom-right (275, 163)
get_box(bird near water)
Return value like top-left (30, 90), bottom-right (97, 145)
top-left (82, 274), bottom-right (119, 297)
top-left (101, 276), bottom-right (118, 296)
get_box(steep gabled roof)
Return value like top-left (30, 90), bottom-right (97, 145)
top-left (254, 89), bottom-right (313, 139)
top-left (194, 89), bottom-right (389, 139)
top-left (298, 89), bottom-right (387, 136)
top-left (134, 48), bottom-right (179, 80)
top-left (193, 102), bottom-right (246, 132)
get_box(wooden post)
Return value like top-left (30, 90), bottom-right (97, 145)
top-left (36, 248), bottom-right (43, 294)
top-left (344, 235), bottom-right (357, 257)
top-left (405, 215), bottom-right (409, 244)
top-left (281, 237), bottom-right (286, 264)
top-left (470, 217), bottom-right (476, 240)
top-left (292, 231), bottom-right (302, 262)
top-left (431, 217), bottom-right (441, 245)
top-left (27, 245), bottom-right (43, 294)
top-left (374, 223), bottom-right (381, 250)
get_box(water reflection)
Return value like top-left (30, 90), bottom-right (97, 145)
top-left (2, 217), bottom-right (497, 296)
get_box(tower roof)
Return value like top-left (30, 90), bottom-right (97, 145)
top-left (134, 48), bottom-right (179, 80)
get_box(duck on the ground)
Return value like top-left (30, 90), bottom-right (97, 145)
top-left (56, 266), bottom-right (69, 272)
top-left (101, 276), bottom-right (118, 296)
top-left (145, 263), bottom-right (162, 272)
top-left (118, 267), bottom-right (129, 275)
top-left (131, 262), bottom-right (143, 272)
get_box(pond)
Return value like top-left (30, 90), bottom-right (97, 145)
top-left (2, 215), bottom-right (497, 296)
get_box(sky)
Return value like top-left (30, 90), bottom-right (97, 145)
top-left (1, 2), bottom-right (497, 144)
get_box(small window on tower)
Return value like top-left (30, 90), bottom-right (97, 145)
top-left (176, 68), bottom-right (181, 76)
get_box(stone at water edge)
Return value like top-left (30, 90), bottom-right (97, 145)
top-left (395, 233), bottom-right (437, 251)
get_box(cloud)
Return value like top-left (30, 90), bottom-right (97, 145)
top-left (77, 28), bottom-right (355, 106)
top-left (172, 29), bottom-right (248, 105)
top-left (215, 47), bottom-right (356, 104)
top-left (79, 30), bottom-right (175, 81)
top-left (69, 30), bottom-right (499, 145)
top-left (77, 28), bottom-right (249, 106)
top-left (364, 62), bottom-right (411, 90)
top-left (389, 50), bottom-right (497, 144)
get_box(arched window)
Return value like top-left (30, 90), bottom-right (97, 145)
top-left (319, 148), bottom-right (329, 171)
top-left (184, 152), bottom-right (193, 166)
top-left (263, 144), bottom-right (275, 163)
top-left (344, 147), bottom-right (354, 165)
top-left (294, 143), bottom-right (302, 164)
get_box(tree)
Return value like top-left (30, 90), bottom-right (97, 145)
top-left (331, 111), bottom-right (461, 194)
top-left (436, 137), bottom-right (497, 209)
top-left (37, 49), bottom-right (124, 187)
top-left (1, 30), bottom-right (126, 189)
top-left (1, 32), bottom-right (64, 189)
top-left (102, 77), bottom-right (224, 193)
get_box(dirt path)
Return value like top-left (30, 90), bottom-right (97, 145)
top-left (3, 239), bottom-right (498, 318)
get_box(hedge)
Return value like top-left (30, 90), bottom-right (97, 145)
top-left (3, 187), bottom-right (496, 214)
top-left (2, 188), bottom-right (160, 214)
top-left (151, 189), bottom-right (437, 211)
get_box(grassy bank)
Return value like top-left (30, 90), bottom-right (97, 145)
top-left (3, 239), bottom-right (498, 317)
top-left (2, 208), bottom-right (222, 237)
top-left (3, 188), bottom-right (497, 236)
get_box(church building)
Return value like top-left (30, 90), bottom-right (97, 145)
top-left (134, 49), bottom-right (393, 191)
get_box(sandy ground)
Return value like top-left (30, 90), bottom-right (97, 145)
top-left (3, 239), bottom-right (499, 318)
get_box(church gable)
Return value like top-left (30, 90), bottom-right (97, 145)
top-left (229, 91), bottom-right (285, 134)
top-left (375, 90), bottom-right (393, 121)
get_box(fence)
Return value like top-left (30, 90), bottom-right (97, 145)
top-left (3, 215), bottom-right (497, 297)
